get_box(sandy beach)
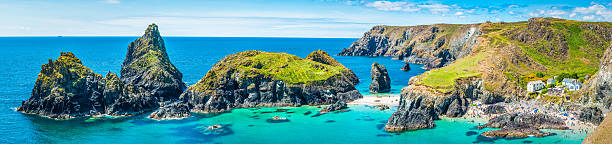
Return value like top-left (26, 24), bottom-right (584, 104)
top-left (348, 94), bottom-right (401, 106)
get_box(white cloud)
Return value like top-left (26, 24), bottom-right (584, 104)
top-left (454, 12), bottom-right (464, 15)
top-left (583, 15), bottom-right (595, 20)
top-left (547, 10), bottom-right (567, 15)
top-left (105, 0), bottom-right (120, 4)
top-left (418, 4), bottom-right (451, 13)
top-left (464, 9), bottom-right (475, 13)
top-left (508, 11), bottom-right (515, 15)
top-left (573, 4), bottom-right (612, 20)
top-left (508, 5), bottom-right (519, 8)
top-left (365, 1), bottom-right (420, 12)
top-left (569, 13), bottom-right (576, 17)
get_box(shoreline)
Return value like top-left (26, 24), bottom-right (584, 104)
top-left (348, 94), bottom-right (401, 106)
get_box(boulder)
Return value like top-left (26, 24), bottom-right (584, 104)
top-left (401, 63), bottom-right (411, 71)
top-left (149, 102), bottom-right (191, 120)
top-left (579, 106), bottom-right (604, 125)
top-left (370, 62), bottom-right (391, 93)
top-left (320, 101), bottom-right (348, 113)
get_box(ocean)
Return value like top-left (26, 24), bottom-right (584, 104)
top-left (0, 37), bottom-right (588, 143)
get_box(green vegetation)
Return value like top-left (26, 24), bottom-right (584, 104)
top-left (415, 52), bottom-right (487, 93)
top-left (190, 51), bottom-right (347, 92)
top-left (410, 18), bottom-right (610, 94)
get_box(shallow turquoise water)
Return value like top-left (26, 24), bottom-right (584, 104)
top-left (0, 37), bottom-right (588, 143)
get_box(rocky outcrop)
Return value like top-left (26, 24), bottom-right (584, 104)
top-left (149, 102), bottom-right (191, 120)
top-left (369, 62), bottom-right (390, 93)
top-left (181, 50), bottom-right (362, 113)
top-left (320, 101), bottom-right (348, 113)
top-left (478, 113), bottom-right (568, 138)
top-left (401, 63), bottom-right (411, 71)
top-left (584, 112), bottom-right (612, 144)
top-left (19, 24), bottom-right (187, 119)
top-left (17, 52), bottom-right (106, 119)
top-left (339, 24), bottom-right (481, 69)
top-left (579, 106), bottom-right (604, 125)
top-left (483, 105), bottom-right (506, 115)
top-left (580, 42), bottom-right (612, 108)
top-left (116, 23), bottom-right (186, 114)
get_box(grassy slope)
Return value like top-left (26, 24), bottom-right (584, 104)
top-left (189, 51), bottom-right (346, 91)
top-left (413, 18), bottom-right (611, 94)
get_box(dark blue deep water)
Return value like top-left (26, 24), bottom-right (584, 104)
top-left (0, 37), bottom-right (586, 143)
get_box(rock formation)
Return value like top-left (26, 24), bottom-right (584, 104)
top-left (401, 63), bottom-right (410, 71)
top-left (320, 101), bottom-right (348, 113)
top-left (369, 62), bottom-right (391, 93)
top-left (18, 52), bottom-right (106, 119)
top-left (580, 42), bottom-right (612, 108)
top-left (483, 105), bottom-right (506, 115)
top-left (19, 24), bottom-right (187, 119)
top-left (148, 102), bottom-right (191, 120)
top-left (478, 113), bottom-right (568, 138)
top-left (180, 50), bottom-right (362, 113)
top-left (338, 24), bottom-right (482, 69)
top-left (579, 106), bottom-right (604, 125)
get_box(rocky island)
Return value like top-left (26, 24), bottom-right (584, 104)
top-left (180, 50), bottom-right (362, 114)
top-left (18, 24), bottom-right (186, 119)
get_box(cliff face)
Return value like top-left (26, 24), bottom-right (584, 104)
top-left (339, 24), bottom-right (481, 69)
top-left (180, 50), bottom-right (362, 113)
top-left (580, 43), bottom-right (612, 108)
top-left (19, 24), bottom-right (186, 119)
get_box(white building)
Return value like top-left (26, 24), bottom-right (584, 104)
top-left (527, 80), bottom-right (545, 92)
top-left (562, 78), bottom-right (582, 91)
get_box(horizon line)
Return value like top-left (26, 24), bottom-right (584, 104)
top-left (0, 35), bottom-right (360, 39)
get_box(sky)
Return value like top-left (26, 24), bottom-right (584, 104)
top-left (1, 0), bottom-right (611, 38)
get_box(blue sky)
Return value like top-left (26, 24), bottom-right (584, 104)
top-left (1, 0), bottom-right (611, 37)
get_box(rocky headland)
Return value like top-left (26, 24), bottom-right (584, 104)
top-left (338, 24), bottom-right (482, 69)
top-left (369, 62), bottom-right (390, 93)
top-left (180, 50), bottom-right (362, 114)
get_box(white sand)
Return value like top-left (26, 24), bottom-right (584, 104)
top-left (348, 94), bottom-right (401, 106)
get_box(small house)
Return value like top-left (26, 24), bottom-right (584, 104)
top-left (562, 78), bottom-right (582, 91)
top-left (527, 80), bottom-right (545, 92)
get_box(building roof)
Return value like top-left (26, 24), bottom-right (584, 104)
top-left (528, 80), bottom-right (544, 85)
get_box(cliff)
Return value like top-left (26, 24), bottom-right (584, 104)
top-left (369, 62), bottom-right (390, 93)
top-left (383, 18), bottom-right (612, 132)
top-left (339, 24), bottom-right (481, 69)
top-left (180, 50), bottom-right (362, 113)
top-left (579, 42), bottom-right (612, 108)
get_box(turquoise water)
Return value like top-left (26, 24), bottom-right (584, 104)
top-left (0, 37), bottom-right (587, 143)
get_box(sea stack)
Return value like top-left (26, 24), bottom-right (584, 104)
top-left (401, 63), bottom-right (411, 71)
top-left (180, 50), bottom-right (361, 113)
top-left (369, 62), bottom-right (391, 93)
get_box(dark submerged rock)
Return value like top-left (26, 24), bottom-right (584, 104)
top-left (369, 62), bottom-right (391, 93)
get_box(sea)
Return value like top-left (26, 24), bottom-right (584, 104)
top-left (0, 37), bottom-right (589, 143)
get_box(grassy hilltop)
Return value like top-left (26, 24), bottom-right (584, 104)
top-left (409, 18), bottom-right (611, 95)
